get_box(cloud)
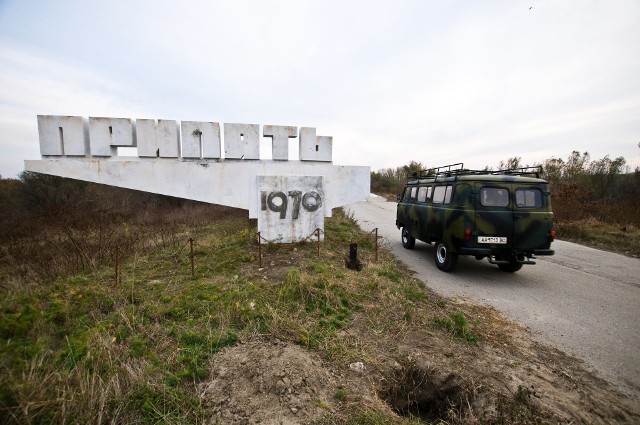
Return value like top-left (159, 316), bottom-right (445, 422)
top-left (0, 43), bottom-right (144, 177)
top-left (0, 0), bottom-right (639, 178)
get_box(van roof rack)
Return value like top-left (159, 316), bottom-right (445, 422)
top-left (409, 163), bottom-right (542, 181)
top-left (487, 166), bottom-right (542, 178)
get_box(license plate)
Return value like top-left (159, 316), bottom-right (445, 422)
top-left (478, 236), bottom-right (507, 244)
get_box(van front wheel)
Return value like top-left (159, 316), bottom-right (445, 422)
top-left (435, 241), bottom-right (458, 272)
top-left (401, 227), bottom-right (415, 249)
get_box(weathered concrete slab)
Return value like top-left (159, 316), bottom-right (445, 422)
top-left (258, 175), bottom-right (325, 242)
top-left (24, 158), bottom-right (369, 219)
top-left (26, 115), bottom-right (370, 243)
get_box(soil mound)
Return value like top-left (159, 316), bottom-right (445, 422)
top-left (199, 339), bottom-right (338, 424)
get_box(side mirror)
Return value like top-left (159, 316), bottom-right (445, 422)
top-left (396, 194), bottom-right (401, 202)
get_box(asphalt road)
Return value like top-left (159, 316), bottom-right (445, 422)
top-left (346, 195), bottom-right (640, 401)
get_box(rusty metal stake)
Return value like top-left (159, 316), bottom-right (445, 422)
top-left (258, 232), bottom-right (262, 268)
top-left (316, 228), bottom-right (320, 257)
top-left (375, 227), bottom-right (378, 262)
top-left (114, 245), bottom-right (120, 286)
top-left (189, 238), bottom-right (195, 278)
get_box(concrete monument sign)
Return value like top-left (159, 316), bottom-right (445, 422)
top-left (25, 115), bottom-right (370, 243)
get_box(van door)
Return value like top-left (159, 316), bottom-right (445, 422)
top-left (475, 183), bottom-right (513, 250)
top-left (397, 185), bottom-right (420, 237)
top-left (414, 185), bottom-right (432, 241)
top-left (512, 184), bottom-right (552, 251)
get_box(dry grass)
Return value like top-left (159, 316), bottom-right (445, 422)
top-left (555, 218), bottom-right (640, 258)
top-left (2, 175), bottom-right (637, 423)
top-left (0, 205), bottom-right (560, 424)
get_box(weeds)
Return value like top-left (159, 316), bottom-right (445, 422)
top-left (0, 204), bottom-right (405, 423)
top-left (334, 388), bottom-right (348, 402)
top-left (488, 385), bottom-right (540, 425)
top-left (433, 312), bottom-right (480, 344)
top-left (0, 181), bottom-right (563, 424)
top-left (556, 219), bottom-right (640, 258)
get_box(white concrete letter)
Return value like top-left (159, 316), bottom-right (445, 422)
top-left (224, 123), bottom-right (260, 159)
top-left (136, 119), bottom-right (180, 158)
top-left (37, 115), bottom-right (88, 156)
top-left (299, 127), bottom-right (332, 162)
top-left (263, 125), bottom-right (297, 161)
top-left (181, 121), bottom-right (221, 159)
top-left (89, 117), bottom-right (135, 157)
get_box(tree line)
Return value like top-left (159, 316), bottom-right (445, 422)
top-left (371, 151), bottom-right (639, 226)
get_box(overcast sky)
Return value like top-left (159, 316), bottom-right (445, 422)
top-left (1, 0), bottom-right (639, 178)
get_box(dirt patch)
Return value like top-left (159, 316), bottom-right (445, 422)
top-left (199, 339), bottom-right (340, 424)
top-left (198, 311), bottom-right (640, 424)
top-left (383, 301), bottom-right (640, 424)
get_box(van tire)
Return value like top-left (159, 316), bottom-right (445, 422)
top-left (435, 241), bottom-right (458, 272)
top-left (401, 227), bottom-right (415, 249)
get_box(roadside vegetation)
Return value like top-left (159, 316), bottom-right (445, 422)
top-left (0, 175), bottom-right (496, 423)
top-left (1, 171), bottom-right (638, 423)
top-left (371, 151), bottom-right (640, 258)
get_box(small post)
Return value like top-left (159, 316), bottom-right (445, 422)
top-left (258, 232), bottom-right (262, 268)
top-left (347, 242), bottom-right (362, 271)
top-left (189, 238), bottom-right (194, 278)
top-left (375, 227), bottom-right (378, 262)
top-left (114, 245), bottom-right (120, 286)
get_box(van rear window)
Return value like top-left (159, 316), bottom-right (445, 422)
top-left (516, 188), bottom-right (542, 208)
top-left (480, 188), bottom-right (509, 207)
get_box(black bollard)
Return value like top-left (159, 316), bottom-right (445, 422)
top-left (347, 243), bottom-right (363, 271)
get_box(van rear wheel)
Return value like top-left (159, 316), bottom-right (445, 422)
top-left (401, 227), bottom-right (415, 249)
top-left (435, 241), bottom-right (458, 272)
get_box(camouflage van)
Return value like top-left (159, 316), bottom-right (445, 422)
top-left (396, 163), bottom-right (555, 272)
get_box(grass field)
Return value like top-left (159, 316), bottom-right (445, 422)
top-left (555, 219), bottom-right (640, 258)
top-left (1, 203), bottom-right (637, 424)
top-left (0, 207), bottom-right (542, 424)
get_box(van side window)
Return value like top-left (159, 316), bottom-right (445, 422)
top-left (515, 188), bottom-right (542, 208)
top-left (402, 187), bottom-right (412, 201)
top-left (417, 186), bottom-right (430, 202)
top-left (410, 187), bottom-right (417, 200)
top-left (433, 185), bottom-right (452, 204)
top-left (444, 186), bottom-right (453, 203)
top-left (480, 187), bottom-right (509, 207)
top-left (454, 183), bottom-right (471, 204)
